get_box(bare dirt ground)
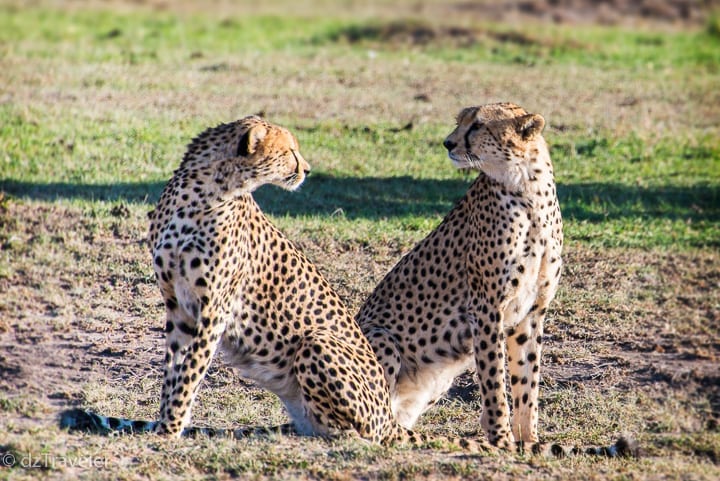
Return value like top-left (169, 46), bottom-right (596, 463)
top-left (449, 0), bottom-right (720, 26)
top-left (322, 0), bottom-right (720, 49)
top-left (1, 199), bottom-right (718, 464)
top-left (49, 0), bottom-right (720, 27)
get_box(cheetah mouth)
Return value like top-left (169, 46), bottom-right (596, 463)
top-left (448, 153), bottom-right (473, 170)
top-left (283, 150), bottom-right (308, 189)
top-left (450, 158), bottom-right (469, 169)
top-left (283, 172), bottom-right (305, 190)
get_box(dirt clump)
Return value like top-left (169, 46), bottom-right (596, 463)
top-left (452, 0), bottom-right (720, 26)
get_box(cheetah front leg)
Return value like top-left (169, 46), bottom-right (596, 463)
top-left (472, 307), bottom-right (515, 449)
top-left (507, 312), bottom-right (543, 443)
top-left (507, 250), bottom-right (561, 443)
top-left (156, 306), bottom-right (226, 436)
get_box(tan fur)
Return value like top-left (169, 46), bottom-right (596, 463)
top-left (356, 103), bottom-right (563, 448)
top-left (148, 116), bottom-right (405, 442)
top-left (62, 112), bottom-right (634, 457)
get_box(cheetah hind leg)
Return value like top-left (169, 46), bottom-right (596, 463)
top-left (292, 330), bottom-right (495, 453)
top-left (292, 329), bottom-right (401, 444)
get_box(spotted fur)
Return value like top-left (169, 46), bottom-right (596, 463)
top-left (59, 112), bottom-right (636, 458)
top-left (62, 117), bottom-right (391, 443)
top-left (59, 116), bottom-right (490, 452)
top-left (356, 103), bottom-right (636, 457)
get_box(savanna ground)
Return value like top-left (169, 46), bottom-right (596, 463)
top-left (0, 0), bottom-right (719, 479)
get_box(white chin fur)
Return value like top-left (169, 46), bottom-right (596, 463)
top-left (449, 155), bottom-right (471, 170)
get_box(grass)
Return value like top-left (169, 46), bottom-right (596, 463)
top-left (1, 1), bottom-right (719, 480)
top-left (1, 2), bottom-right (718, 248)
top-left (319, 18), bottom-right (720, 70)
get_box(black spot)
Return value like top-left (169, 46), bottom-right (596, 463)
top-left (132, 420), bottom-right (147, 432)
top-left (178, 322), bottom-right (197, 336)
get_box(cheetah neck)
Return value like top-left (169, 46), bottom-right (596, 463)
top-left (148, 162), bottom-right (259, 250)
top-left (489, 141), bottom-right (555, 195)
top-left (471, 148), bottom-right (557, 214)
top-left (171, 161), bottom-right (256, 211)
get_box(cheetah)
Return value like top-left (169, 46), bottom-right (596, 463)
top-left (61, 116), bottom-right (427, 446)
top-left (356, 103), bottom-right (636, 456)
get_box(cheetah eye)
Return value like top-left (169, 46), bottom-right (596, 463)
top-left (463, 122), bottom-right (483, 147)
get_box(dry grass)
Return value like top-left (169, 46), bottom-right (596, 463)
top-left (1, 0), bottom-right (719, 479)
top-left (1, 200), bottom-right (718, 480)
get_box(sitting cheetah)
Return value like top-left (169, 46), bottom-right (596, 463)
top-left (356, 103), bottom-right (636, 456)
top-left (61, 116), bottom-right (429, 446)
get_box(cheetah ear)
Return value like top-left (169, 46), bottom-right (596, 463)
top-left (236, 124), bottom-right (267, 157)
top-left (515, 113), bottom-right (545, 140)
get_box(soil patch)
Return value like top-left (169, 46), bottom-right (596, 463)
top-left (451, 0), bottom-right (720, 26)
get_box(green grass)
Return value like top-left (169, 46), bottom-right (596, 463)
top-left (2, 105), bottom-right (718, 247)
top-left (1, 5), bottom-right (718, 248)
top-left (0, 7), bottom-right (340, 62)
top-left (319, 19), bottom-right (720, 70)
top-left (3, 4), bottom-right (719, 68)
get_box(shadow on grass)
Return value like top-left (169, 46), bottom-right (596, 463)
top-left (0, 175), bottom-right (469, 219)
top-left (1, 175), bottom-right (718, 223)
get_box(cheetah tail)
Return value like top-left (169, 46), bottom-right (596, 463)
top-left (59, 409), bottom-right (297, 440)
top-left (391, 424), bottom-right (639, 458)
top-left (59, 409), bottom-right (156, 435)
top-left (393, 425), bottom-right (495, 454)
top-left (517, 435), bottom-right (641, 459)
top-left (182, 423), bottom-right (296, 439)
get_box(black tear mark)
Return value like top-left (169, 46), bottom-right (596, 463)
top-left (236, 130), bottom-right (251, 156)
top-left (464, 122), bottom-right (482, 150)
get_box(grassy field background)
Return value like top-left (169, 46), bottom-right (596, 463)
top-left (1, 0), bottom-right (719, 479)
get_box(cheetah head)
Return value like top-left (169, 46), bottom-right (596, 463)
top-left (443, 103), bottom-right (547, 191)
top-left (223, 116), bottom-right (310, 193)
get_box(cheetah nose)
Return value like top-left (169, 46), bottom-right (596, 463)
top-left (299, 157), bottom-right (310, 175)
top-left (293, 150), bottom-right (311, 175)
top-left (443, 139), bottom-right (457, 151)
